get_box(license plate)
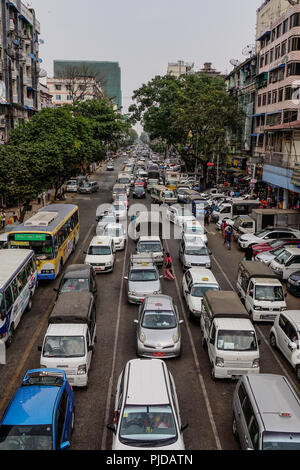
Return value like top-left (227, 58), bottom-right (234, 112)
top-left (153, 352), bottom-right (164, 357)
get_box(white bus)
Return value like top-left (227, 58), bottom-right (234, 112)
top-left (0, 249), bottom-right (38, 346)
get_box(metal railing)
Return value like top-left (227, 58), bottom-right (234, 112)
top-left (249, 151), bottom-right (300, 169)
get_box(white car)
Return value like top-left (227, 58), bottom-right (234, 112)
top-left (238, 228), bottom-right (300, 250)
top-left (112, 202), bottom-right (127, 222)
top-left (167, 205), bottom-right (196, 227)
top-left (182, 221), bottom-right (208, 244)
top-left (215, 217), bottom-right (234, 231)
top-left (84, 236), bottom-right (115, 273)
top-left (182, 268), bottom-right (220, 321)
top-left (102, 223), bottom-right (127, 251)
top-left (96, 212), bottom-right (117, 235)
top-left (107, 359), bottom-right (188, 450)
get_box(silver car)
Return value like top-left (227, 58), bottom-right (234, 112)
top-left (96, 212), bottom-right (117, 235)
top-left (134, 295), bottom-right (183, 358)
top-left (112, 202), bottom-right (127, 222)
top-left (125, 255), bottom-right (162, 304)
top-left (179, 237), bottom-right (212, 270)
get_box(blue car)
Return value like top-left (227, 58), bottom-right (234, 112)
top-left (0, 369), bottom-right (75, 450)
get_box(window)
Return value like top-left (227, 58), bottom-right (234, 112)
top-left (5, 286), bottom-right (14, 312)
top-left (285, 86), bottom-right (293, 100)
top-left (276, 23), bottom-right (282, 39)
top-left (249, 418), bottom-right (260, 450)
top-left (11, 279), bottom-right (19, 301)
top-left (281, 41), bottom-right (287, 56)
top-left (238, 384), bottom-right (247, 406)
top-left (67, 95), bottom-right (72, 101)
top-left (267, 91), bottom-right (272, 104)
top-left (289, 36), bottom-right (300, 52)
top-left (242, 396), bottom-right (254, 427)
top-left (284, 109), bottom-right (298, 122)
top-left (271, 28), bottom-right (276, 42)
top-left (287, 62), bottom-right (300, 76)
top-left (65, 85), bottom-right (71, 90)
top-left (283, 18), bottom-right (289, 34)
top-left (258, 95), bottom-right (262, 107)
top-left (275, 45), bottom-right (281, 60)
top-left (55, 84), bottom-right (61, 91)
top-left (272, 90), bottom-right (277, 103)
top-left (279, 314), bottom-right (289, 333)
top-left (260, 55), bottom-right (264, 68)
top-left (56, 95), bottom-right (61, 101)
top-left (262, 93), bottom-right (267, 105)
top-left (290, 13), bottom-right (300, 29)
top-left (270, 48), bottom-right (274, 63)
top-left (265, 52), bottom-right (269, 66)
top-left (278, 88), bottom-right (284, 102)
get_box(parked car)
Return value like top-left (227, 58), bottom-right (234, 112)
top-left (255, 241), bottom-right (300, 266)
top-left (65, 180), bottom-right (78, 192)
top-left (270, 247), bottom-right (300, 280)
top-left (0, 369), bottom-right (75, 450)
top-left (107, 359), bottom-right (188, 449)
top-left (253, 238), bottom-right (300, 257)
top-left (107, 161), bottom-right (114, 171)
top-left (287, 271), bottom-right (300, 297)
top-left (238, 227), bottom-right (300, 250)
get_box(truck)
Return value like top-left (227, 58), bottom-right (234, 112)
top-left (39, 291), bottom-right (97, 387)
top-left (236, 260), bottom-right (287, 322)
top-left (200, 290), bottom-right (260, 380)
top-left (210, 199), bottom-right (260, 224)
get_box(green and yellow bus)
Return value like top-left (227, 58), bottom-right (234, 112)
top-left (7, 204), bottom-right (80, 280)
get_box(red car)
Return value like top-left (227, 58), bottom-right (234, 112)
top-left (252, 238), bottom-right (300, 256)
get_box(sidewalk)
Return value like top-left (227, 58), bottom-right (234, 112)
top-left (0, 161), bottom-right (107, 234)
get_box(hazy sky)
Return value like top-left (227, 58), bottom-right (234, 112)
top-left (31, 0), bottom-right (262, 118)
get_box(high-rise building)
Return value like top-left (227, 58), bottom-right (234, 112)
top-left (0, 0), bottom-right (41, 142)
top-left (257, 0), bottom-right (291, 41)
top-left (53, 60), bottom-right (122, 110)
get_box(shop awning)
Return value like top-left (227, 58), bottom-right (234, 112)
top-left (265, 120), bottom-right (300, 131)
top-left (253, 112), bottom-right (265, 117)
top-left (267, 110), bottom-right (282, 115)
top-left (269, 63), bottom-right (285, 73)
top-left (257, 30), bottom-right (271, 41)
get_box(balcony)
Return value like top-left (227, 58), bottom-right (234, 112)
top-left (264, 151), bottom-right (300, 169)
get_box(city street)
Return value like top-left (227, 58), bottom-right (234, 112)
top-left (0, 156), bottom-right (299, 451)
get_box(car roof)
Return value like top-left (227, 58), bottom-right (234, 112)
top-left (244, 374), bottom-right (300, 432)
top-left (188, 268), bottom-right (218, 283)
top-left (125, 359), bottom-right (170, 405)
top-left (2, 384), bottom-right (61, 426)
top-left (49, 292), bottom-right (93, 323)
top-left (63, 264), bottom-right (92, 278)
top-left (282, 247), bottom-right (300, 255)
top-left (139, 236), bottom-right (161, 242)
top-left (283, 310), bottom-right (300, 328)
top-left (144, 294), bottom-right (173, 309)
top-left (89, 236), bottom-right (113, 245)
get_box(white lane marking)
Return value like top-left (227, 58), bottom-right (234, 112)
top-left (211, 253), bottom-right (299, 389)
top-left (100, 240), bottom-right (128, 450)
top-left (165, 239), bottom-right (222, 450)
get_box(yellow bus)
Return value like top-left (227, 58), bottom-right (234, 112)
top-left (7, 204), bottom-right (80, 280)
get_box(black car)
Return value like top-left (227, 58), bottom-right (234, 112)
top-left (54, 264), bottom-right (98, 301)
top-left (133, 185), bottom-right (146, 199)
top-left (287, 271), bottom-right (300, 297)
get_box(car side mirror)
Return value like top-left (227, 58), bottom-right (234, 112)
top-left (107, 424), bottom-right (116, 434)
top-left (133, 319), bottom-right (138, 324)
top-left (124, 276), bottom-right (128, 280)
top-left (179, 320), bottom-right (184, 325)
top-left (290, 342), bottom-right (297, 350)
top-left (159, 275), bottom-right (163, 279)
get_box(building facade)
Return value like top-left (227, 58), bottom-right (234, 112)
top-left (39, 82), bottom-right (53, 109)
top-left (53, 60), bottom-right (122, 110)
top-left (167, 60), bottom-right (194, 77)
top-left (47, 77), bottom-right (103, 107)
top-left (0, 0), bottom-right (41, 142)
top-left (253, 1), bottom-right (300, 207)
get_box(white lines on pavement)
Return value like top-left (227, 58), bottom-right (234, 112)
top-left (100, 240), bottom-right (128, 450)
top-left (165, 239), bottom-right (222, 450)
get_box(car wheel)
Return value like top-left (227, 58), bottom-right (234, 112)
top-left (296, 366), bottom-right (300, 382)
top-left (201, 336), bottom-right (207, 349)
top-left (26, 296), bottom-right (32, 312)
top-left (71, 408), bottom-right (75, 434)
top-left (270, 332), bottom-right (277, 349)
top-left (6, 324), bottom-right (14, 347)
top-left (211, 364), bottom-right (216, 381)
top-left (232, 416), bottom-right (239, 440)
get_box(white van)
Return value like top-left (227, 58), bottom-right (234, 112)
top-left (236, 261), bottom-right (287, 322)
top-left (182, 268), bottom-right (220, 320)
top-left (39, 292), bottom-right (96, 387)
top-left (182, 220), bottom-right (208, 245)
top-left (117, 173), bottom-right (131, 195)
top-left (200, 290), bottom-right (260, 380)
top-left (270, 310), bottom-right (300, 381)
top-left (270, 247), bottom-right (300, 280)
top-left (107, 359), bottom-right (188, 450)
top-left (84, 236), bottom-right (115, 273)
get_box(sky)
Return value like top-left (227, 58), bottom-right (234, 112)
top-left (30, 0), bottom-right (263, 132)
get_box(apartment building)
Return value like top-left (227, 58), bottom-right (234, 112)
top-left (253, 1), bottom-right (300, 206)
top-left (39, 82), bottom-right (53, 109)
top-left (47, 77), bottom-right (104, 107)
top-left (167, 60), bottom-right (194, 77)
top-left (0, 0), bottom-right (41, 142)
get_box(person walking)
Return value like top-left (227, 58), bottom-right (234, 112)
top-left (225, 226), bottom-right (233, 250)
top-left (164, 252), bottom-right (175, 281)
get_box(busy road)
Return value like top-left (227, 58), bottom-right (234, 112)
top-left (0, 149), bottom-right (299, 451)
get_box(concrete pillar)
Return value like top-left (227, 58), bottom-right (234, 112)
top-left (283, 189), bottom-right (289, 210)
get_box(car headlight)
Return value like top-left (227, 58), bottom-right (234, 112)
top-left (191, 309), bottom-right (200, 314)
top-left (173, 333), bottom-right (179, 344)
top-left (185, 261), bottom-right (192, 267)
top-left (77, 364), bottom-right (87, 375)
top-left (139, 331), bottom-right (146, 343)
top-left (252, 358), bottom-right (260, 368)
top-left (128, 291), bottom-right (135, 296)
top-left (106, 262), bottom-right (112, 266)
top-left (206, 263), bottom-right (211, 268)
top-left (215, 357), bottom-right (224, 367)
top-left (280, 307), bottom-right (287, 311)
top-left (153, 290), bottom-right (161, 295)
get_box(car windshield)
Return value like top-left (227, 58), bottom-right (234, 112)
top-left (104, 228), bottom-right (122, 238)
top-left (98, 215), bottom-right (115, 224)
top-left (191, 284), bottom-right (219, 298)
top-left (138, 242), bottom-right (162, 253)
top-left (185, 246), bottom-right (209, 256)
top-left (119, 405), bottom-right (177, 446)
top-left (263, 432), bottom-right (300, 450)
top-left (165, 191), bottom-right (175, 197)
top-left (255, 230), bottom-right (269, 238)
top-left (270, 247), bottom-right (286, 256)
top-left (60, 277), bottom-right (89, 292)
top-left (82, 183), bottom-right (91, 188)
top-left (142, 310), bottom-right (177, 329)
top-left (130, 270), bottom-right (158, 281)
top-left (119, 178), bottom-right (130, 184)
top-left (43, 335), bottom-right (85, 358)
top-left (88, 245), bottom-right (111, 255)
top-left (0, 425), bottom-right (52, 450)
top-left (274, 250), bottom-right (291, 265)
top-left (67, 181), bottom-right (76, 186)
top-left (9, 235), bottom-right (54, 260)
top-left (113, 205), bottom-right (125, 211)
top-left (255, 285), bottom-right (284, 301)
top-left (134, 187), bottom-right (144, 192)
top-left (217, 330), bottom-right (257, 351)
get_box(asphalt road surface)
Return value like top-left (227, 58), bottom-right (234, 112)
top-left (0, 156), bottom-right (299, 450)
